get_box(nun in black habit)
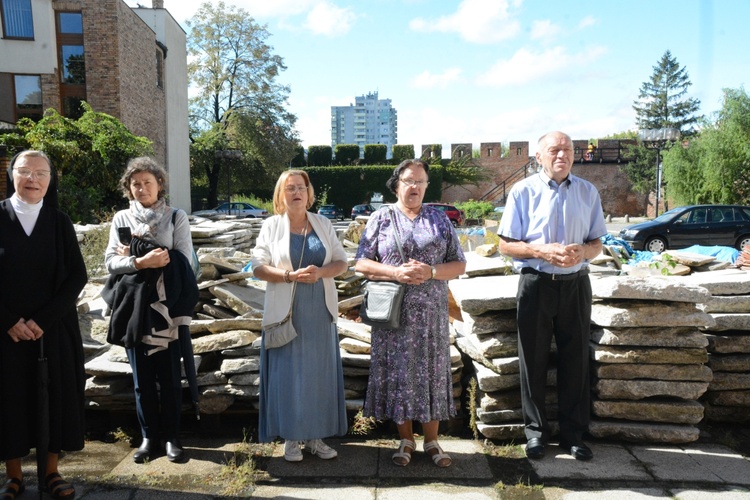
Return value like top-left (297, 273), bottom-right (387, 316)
top-left (0, 150), bottom-right (87, 499)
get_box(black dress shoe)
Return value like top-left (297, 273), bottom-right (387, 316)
top-left (166, 441), bottom-right (185, 463)
top-left (133, 438), bottom-right (156, 464)
top-left (559, 440), bottom-right (593, 461)
top-left (525, 438), bottom-right (545, 459)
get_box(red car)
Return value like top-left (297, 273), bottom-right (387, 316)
top-left (425, 203), bottom-right (464, 227)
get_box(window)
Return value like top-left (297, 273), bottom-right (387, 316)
top-left (14, 74), bottom-right (42, 120)
top-left (56, 12), bottom-right (85, 118)
top-left (0, 73), bottom-right (42, 122)
top-left (1, 0), bottom-right (34, 39)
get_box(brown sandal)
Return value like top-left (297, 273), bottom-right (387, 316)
top-left (45, 472), bottom-right (75, 499)
top-left (0, 478), bottom-right (25, 500)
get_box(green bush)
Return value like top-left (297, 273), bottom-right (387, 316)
top-left (455, 200), bottom-right (494, 219)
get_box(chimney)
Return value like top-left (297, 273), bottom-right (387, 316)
top-left (152, 0), bottom-right (164, 8)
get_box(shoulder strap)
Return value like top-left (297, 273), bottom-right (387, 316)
top-left (388, 206), bottom-right (407, 264)
top-left (172, 208), bottom-right (177, 225)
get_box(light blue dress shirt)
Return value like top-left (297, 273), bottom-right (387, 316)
top-left (498, 171), bottom-right (607, 274)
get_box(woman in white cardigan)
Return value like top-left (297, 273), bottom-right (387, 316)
top-left (252, 170), bottom-right (348, 462)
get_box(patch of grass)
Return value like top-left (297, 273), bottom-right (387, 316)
top-left (495, 479), bottom-right (545, 499)
top-left (210, 428), bottom-right (274, 497)
top-left (484, 440), bottom-right (527, 460)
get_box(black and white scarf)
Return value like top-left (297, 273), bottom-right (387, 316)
top-left (129, 198), bottom-right (172, 241)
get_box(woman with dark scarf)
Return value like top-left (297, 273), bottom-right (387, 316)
top-left (0, 150), bottom-right (87, 499)
top-left (103, 157), bottom-right (198, 464)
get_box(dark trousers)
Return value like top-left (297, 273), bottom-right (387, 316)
top-left (126, 340), bottom-right (183, 442)
top-left (516, 272), bottom-right (592, 443)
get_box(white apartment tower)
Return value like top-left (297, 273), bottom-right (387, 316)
top-left (331, 91), bottom-right (397, 158)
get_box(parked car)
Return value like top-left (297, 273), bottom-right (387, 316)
top-left (351, 204), bottom-right (376, 219)
top-left (194, 202), bottom-right (269, 218)
top-left (424, 203), bottom-right (464, 227)
top-left (618, 204), bottom-right (750, 253)
top-left (317, 204), bottom-right (345, 221)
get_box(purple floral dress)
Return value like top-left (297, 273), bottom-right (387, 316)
top-left (355, 205), bottom-right (465, 424)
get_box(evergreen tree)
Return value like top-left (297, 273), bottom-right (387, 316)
top-left (632, 50), bottom-right (702, 132)
top-left (624, 51), bottom-right (703, 203)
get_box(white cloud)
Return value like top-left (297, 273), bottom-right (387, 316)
top-left (409, 0), bottom-right (522, 44)
top-left (411, 68), bottom-right (463, 89)
top-left (304, 2), bottom-right (357, 36)
top-left (530, 19), bottom-right (561, 41)
top-left (578, 15), bottom-right (597, 29)
top-left (476, 45), bottom-right (607, 87)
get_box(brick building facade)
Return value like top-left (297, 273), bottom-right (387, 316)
top-left (0, 0), bottom-right (190, 211)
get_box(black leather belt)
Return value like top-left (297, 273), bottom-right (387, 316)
top-left (520, 268), bottom-right (588, 281)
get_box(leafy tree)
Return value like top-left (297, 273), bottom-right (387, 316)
top-left (442, 154), bottom-right (490, 192)
top-left (187, 1), bottom-right (298, 206)
top-left (0, 102), bottom-right (152, 222)
top-left (624, 51), bottom-right (703, 199)
top-left (663, 87), bottom-right (750, 205)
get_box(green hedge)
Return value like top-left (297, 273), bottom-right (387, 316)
top-left (308, 145), bottom-right (332, 166)
top-left (334, 144), bottom-right (360, 165)
top-left (363, 144), bottom-right (387, 165)
top-left (304, 164), bottom-right (444, 215)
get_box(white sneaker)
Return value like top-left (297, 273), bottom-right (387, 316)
top-left (304, 439), bottom-right (338, 459)
top-left (284, 440), bottom-right (303, 462)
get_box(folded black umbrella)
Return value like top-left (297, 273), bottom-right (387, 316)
top-left (36, 337), bottom-right (49, 500)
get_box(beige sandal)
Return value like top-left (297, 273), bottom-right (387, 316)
top-left (424, 440), bottom-right (452, 467)
top-left (392, 439), bottom-right (416, 466)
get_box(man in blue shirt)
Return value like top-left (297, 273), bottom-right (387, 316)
top-left (498, 131), bottom-right (607, 461)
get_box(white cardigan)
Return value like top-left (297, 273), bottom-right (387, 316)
top-left (251, 212), bottom-right (347, 326)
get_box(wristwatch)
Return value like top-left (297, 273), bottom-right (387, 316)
top-left (430, 265), bottom-right (437, 279)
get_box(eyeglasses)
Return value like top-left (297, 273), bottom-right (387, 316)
top-left (14, 168), bottom-right (51, 180)
top-left (284, 185), bottom-right (307, 194)
top-left (399, 178), bottom-right (429, 188)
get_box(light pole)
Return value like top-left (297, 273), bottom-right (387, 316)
top-left (638, 128), bottom-right (680, 217)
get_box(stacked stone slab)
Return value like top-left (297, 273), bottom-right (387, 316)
top-left (686, 270), bottom-right (750, 424)
top-left (189, 216), bottom-right (263, 253)
top-left (448, 253), bottom-right (723, 444)
top-left (448, 270), bottom-right (549, 441)
top-left (588, 275), bottom-right (714, 443)
top-left (336, 318), bottom-right (465, 415)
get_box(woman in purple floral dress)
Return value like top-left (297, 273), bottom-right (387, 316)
top-left (355, 159), bottom-right (466, 468)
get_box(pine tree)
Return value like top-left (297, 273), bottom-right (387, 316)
top-left (632, 50), bottom-right (702, 132)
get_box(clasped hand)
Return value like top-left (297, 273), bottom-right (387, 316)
top-left (395, 259), bottom-right (430, 285)
top-left (7, 318), bottom-right (43, 342)
top-left (544, 243), bottom-right (585, 268)
top-left (294, 265), bottom-right (320, 283)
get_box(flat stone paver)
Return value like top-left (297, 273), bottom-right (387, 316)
top-left (377, 440), bottom-right (493, 480)
top-left (554, 489), bottom-right (669, 499)
top-left (674, 489), bottom-right (750, 499)
top-left (266, 439), bottom-right (379, 478)
top-left (529, 443), bottom-right (650, 481)
top-left (378, 485), bottom-right (498, 499)
top-left (251, 485), bottom-right (376, 500)
top-left (630, 444), bottom-right (750, 485)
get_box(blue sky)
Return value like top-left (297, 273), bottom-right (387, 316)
top-left (129, 0), bottom-right (749, 154)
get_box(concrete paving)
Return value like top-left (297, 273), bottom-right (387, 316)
top-left (12, 435), bottom-right (750, 498)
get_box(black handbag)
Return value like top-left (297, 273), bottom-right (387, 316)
top-left (360, 207), bottom-right (407, 330)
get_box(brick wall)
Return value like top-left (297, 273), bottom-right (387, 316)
top-left (440, 140), bottom-right (649, 217)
